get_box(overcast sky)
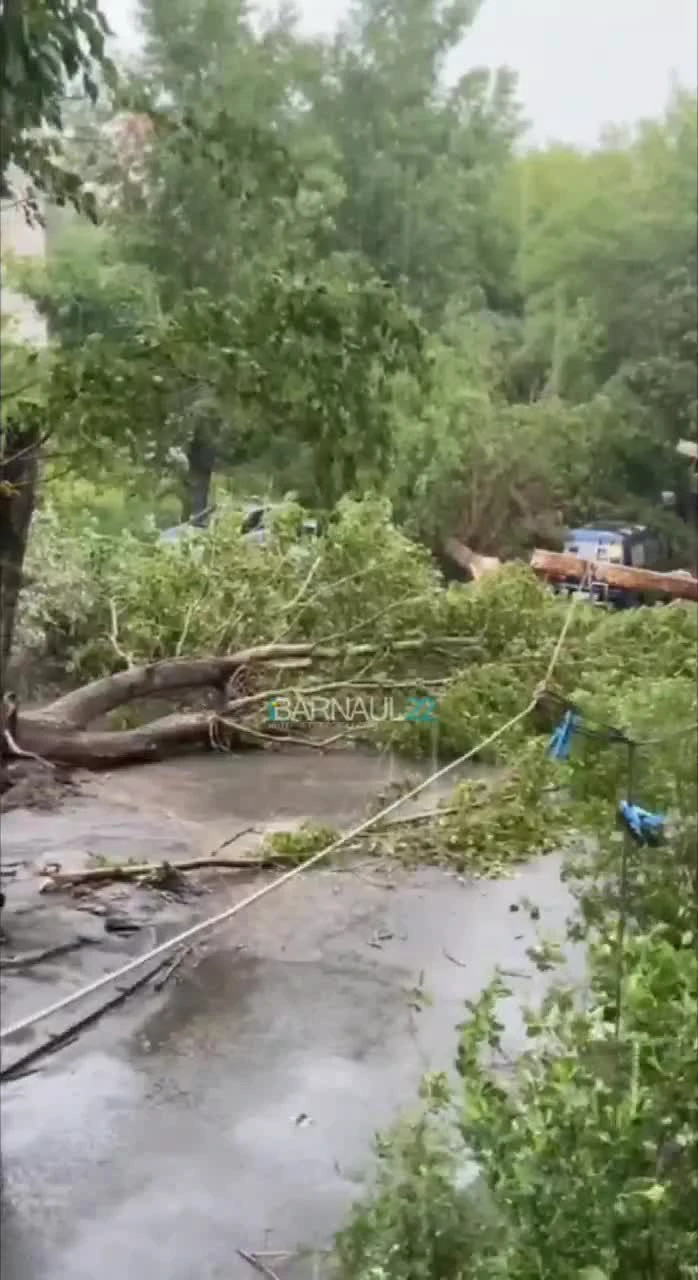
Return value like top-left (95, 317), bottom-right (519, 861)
top-left (102, 0), bottom-right (698, 146)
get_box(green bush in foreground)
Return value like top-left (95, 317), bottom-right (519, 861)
top-left (335, 677), bottom-right (698, 1280)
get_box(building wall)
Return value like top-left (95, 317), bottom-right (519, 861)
top-left (1, 166), bottom-right (49, 346)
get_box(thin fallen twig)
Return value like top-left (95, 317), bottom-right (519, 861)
top-left (318, 592), bottom-right (434, 646)
top-left (443, 948), bottom-right (468, 968)
top-left (270, 562), bottom-right (381, 645)
top-left (152, 944), bottom-right (194, 991)
top-left (377, 805), bottom-right (459, 830)
top-left (0, 936), bottom-right (102, 970)
top-left (0, 955), bottom-right (172, 1082)
top-left (207, 826), bottom-right (258, 855)
top-left (236, 1248), bottom-right (282, 1279)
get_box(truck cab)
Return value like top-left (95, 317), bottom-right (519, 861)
top-left (558, 523), bottom-right (666, 607)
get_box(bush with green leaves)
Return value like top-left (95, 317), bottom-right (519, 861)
top-left (16, 495), bottom-right (439, 675)
top-left (17, 499), bottom-right (697, 739)
top-left (335, 650), bottom-right (698, 1280)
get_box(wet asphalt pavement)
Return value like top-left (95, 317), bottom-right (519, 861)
top-left (1, 752), bottom-right (580, 1279)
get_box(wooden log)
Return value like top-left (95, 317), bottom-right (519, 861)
top-left (530, 549), bottom-right (698, 603)
top-left (442, 538), bottom-right (501, 580)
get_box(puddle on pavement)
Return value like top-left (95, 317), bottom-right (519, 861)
top-left (1, 744), bottom-right (483, 1035)
top-left (91, 742), bottom-right (484, 832)
top-left (1, 747), bottom-right (574, 1280)
top-left (2, 744), bottom-right (483, 880)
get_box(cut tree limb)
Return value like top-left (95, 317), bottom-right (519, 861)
top-left (36, 639), bottom-right (461, 729)
top-left (16, 709), bottom-right (226, 767)
top-left (443, 538), bottom-right (502, 580)
top-left (11, 638), bottom-right (470, 770)
top-left (531, 550), bottom-right (698, 602)
top-left (38, 854), bottom-right (272, 891)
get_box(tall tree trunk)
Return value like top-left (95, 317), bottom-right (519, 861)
top-left (0, 422), bottom-right (39, 687)
top-left (182, 423), bottom-right (215, 524)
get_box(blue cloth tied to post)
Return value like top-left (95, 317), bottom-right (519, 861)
top-left (618, 801), bottom-right (665, 846)
top-left (548, 709), bottom-right (579, 761)
top-left (547, 707), bottom-right (666, 846)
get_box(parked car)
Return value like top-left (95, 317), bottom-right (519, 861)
top-left (159, 506), bottom-right (216, 545)
top-left (159, 503), bottom-right (318, 547)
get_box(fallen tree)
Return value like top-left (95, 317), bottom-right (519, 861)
top-left (3, 500), bottom-right (486, 778)
top-left (5, 501), bottom-right (697, 783)
top-left (8, 639), bottom-right (465, 768)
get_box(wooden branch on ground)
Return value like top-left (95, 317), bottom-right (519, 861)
top-left (376, 805), bottom-right (459, 829)
top-left (0, 937), bottom-right (102, 968)
top-left (38, 853), bottom-right (272, 891)
top-left (9, 638), bottom-right (472, 771)
top-left (34, 638), bottom-right (471, 730)
top-left (531, 549), bottom-right (698, 602)
top-left (16, 709), bottom-right (237, 767)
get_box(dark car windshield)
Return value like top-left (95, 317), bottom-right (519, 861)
top-left (241, 507), bottom-right (265, 535)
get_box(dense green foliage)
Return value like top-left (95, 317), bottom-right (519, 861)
top-left (0, 0), bottom-right (115, 213)
top-left (336, 671), bottom-right (698, 1280)
top-left (3, 0), bottom-right (696, 562)
top-left (2, 4), bottom-right (697, 1273)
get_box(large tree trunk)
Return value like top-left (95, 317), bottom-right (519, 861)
top-left (442, 538), bottom-right (502, 581)
top-left (0, 421), bottom-right (40, 685)
top-left (40, 646), bottom-right (314, 728)
top-left (183, 423), bottom-right (215, 524)
top-left (15, 709), bottom-right (224, 766)
top-left (7, 638), bottom-right (460, 772)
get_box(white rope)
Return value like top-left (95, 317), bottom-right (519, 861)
top-left (0, 582), bottom-right (582, 1045)
top-left (542, 563), bottom-right (592, 688)
top-left (0, 703), bottom-right (535, 1043)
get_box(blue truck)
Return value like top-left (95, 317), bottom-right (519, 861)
top-left (555, 522), bottom-right (667, 607)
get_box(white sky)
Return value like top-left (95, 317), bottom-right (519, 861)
top-left (102, 0), bottom-right (698, 145)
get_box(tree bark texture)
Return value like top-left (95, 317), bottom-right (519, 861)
top-left (0, 422), bottom-right (40, 685)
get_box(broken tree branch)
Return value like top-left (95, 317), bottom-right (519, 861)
top-left (108, 599), bottom-right (135, 669)
top-left (210, 716), bottom-right (362, 753)
top-left (236, 1249), bottom-right (282, 1280)
top-left (34, 638), bottom-right (468, 730)
top-left (152, 945), bottom-right (195, 991)
top-left (38, 853), bottom-right (272, 891)
top-left (16, 708), bottom-right (230, 767)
